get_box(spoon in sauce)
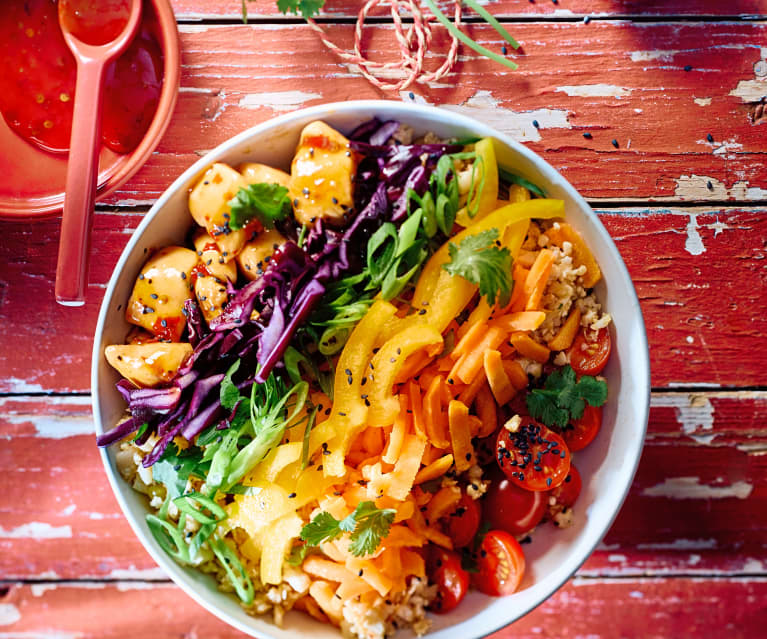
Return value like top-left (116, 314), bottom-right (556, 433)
top-left (55, 0), bottom-right (142, 306)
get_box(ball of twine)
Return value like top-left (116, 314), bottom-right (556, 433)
top-left (306, 0), bottom-right (463, 92)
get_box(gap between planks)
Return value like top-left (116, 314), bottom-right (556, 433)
top-left (174, 15), bottom-right (767, 25)
top-left (2, 388), bottom-right (765, 399)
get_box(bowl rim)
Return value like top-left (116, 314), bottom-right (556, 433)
top-left (0, 0), bottom-right (180, 219)
top-left (91, 99), bottom-right (651, 639)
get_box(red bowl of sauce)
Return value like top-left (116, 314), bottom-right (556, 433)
top-left (0, 0), bottom-right (180, 218)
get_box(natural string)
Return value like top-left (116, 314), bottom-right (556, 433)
top-left (306, 0), bottom-right (463, 92)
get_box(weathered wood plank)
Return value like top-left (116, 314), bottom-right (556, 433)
top-left (1, 393), bottom-right (765, 579)
top-left (1, 578), bottom-right (766, 637)
top-left (170, 0), bottom-right (767, 20)
top-left (95, 21), bottom-right (767, 205)
top-left (0, 207), bottom-right (763, 392)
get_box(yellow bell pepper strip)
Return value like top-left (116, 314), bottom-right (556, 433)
top-left (416, 198), bottom-right (563, 305)
top-left (307, 300), bottom-right (397, 477)
top-left (367, 325), bottom-right (444, 427)
top-left (260, 512), bottom-right (303, 585)
top-left (456, 137), bottom-right (499, 227)
top-left (379, 199), bottom-right (563, 345)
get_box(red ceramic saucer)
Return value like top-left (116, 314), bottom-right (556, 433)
top-left (0, 0), bottom-right (180, 219)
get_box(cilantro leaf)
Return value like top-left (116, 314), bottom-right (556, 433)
top-left (349, 505), bottom-right (396, 557)
top-left (300, 511), bottom-right (345, 547)
top-left (228, 183), bottom-right (291, 230)
top-left (275, 0), bottom-right (326, 19)
top-left (300, 501), bottom-right (396, 557)
top-left (526, 365), bottom-right (608, 429)
top-left (576, 374), bottom-right (609, 407)
top-left (442, 228), bottom-right (512, 307)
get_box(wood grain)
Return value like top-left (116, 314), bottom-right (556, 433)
top-left (1, 208), bottom-right (764, 393)
top-left (1, 393), bottom-right (765, 579)
top-left (82, 21), bottom-right (767, 205)
top-left (1, 577), bottom-right (766, 638)
top-left (169, 0), bottom-right (767, 20)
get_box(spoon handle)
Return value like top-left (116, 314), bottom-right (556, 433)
top-left (55, 58), bottom-right (107, 306)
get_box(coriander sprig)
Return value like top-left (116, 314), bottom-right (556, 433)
top-left (300, 501), bottom-right (396, 557)
top-left (442, 228), bottom-right (513, 307)
top-left (228, 182), bottom-right (291, 230)
top-left (526, 365), bottom-right (608, 429)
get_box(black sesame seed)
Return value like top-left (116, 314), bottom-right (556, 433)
top-left (611, 139), bottom-right (619, 148)
top-left (532, 119), bottom-right (540, 129)
top-left (707, 133), bottom-right (714, 143)
top-left (418, 308), bottom-right (427, 315)
top-left (583, 15), bottom-right (591, 23)
top-left (707, 181), bottom-right (714, 191)
top-left (501, 45), bottom-right (508, 55)
top-left (684, 65), bottom-right (693, 72)
top-left (409, 91), bottom-right (415, 100)
top-left (546, 477), bottom-right (553, 487)
top-left (288, 492), bottom-right (297, 498)
top-left (465, 453), bottom-right (472, 461)
top-left (583, 132), bottom-right (593, 139)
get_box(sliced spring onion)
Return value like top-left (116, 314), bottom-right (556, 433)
top-left (146, 514), bottom-right (189, 563)
top-left (462, 0), bottom-right (520, 50)
top-left (422, 0), bottom-right (519, 71)
top-left (301, 404), bottom-right (319, 470)
top-left (208, 534), bottom-right (255, 605)
top-left (173, 492), bottom-right (228, 525)
top-left (498, 166), bottom-right (547, 198)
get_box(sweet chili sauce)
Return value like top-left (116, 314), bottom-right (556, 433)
top-left (0, 0), bottom-right (163, 155)
top-left (58, 0), bottom-right (132, 46)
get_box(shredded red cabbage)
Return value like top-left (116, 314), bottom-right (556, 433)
top-left (99, 118), bottom-right (462, 465)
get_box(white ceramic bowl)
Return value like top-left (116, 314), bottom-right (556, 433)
top-left (92, 100), bottom-right (650, 639)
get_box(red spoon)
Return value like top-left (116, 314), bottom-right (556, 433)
top-left (55, 0), bottom-right (143, 306)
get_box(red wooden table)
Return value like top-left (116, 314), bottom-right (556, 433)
top-left (2, 1), bottom-right (767, 636)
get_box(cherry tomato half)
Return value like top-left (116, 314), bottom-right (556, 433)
top-left (568, 328), bottom-right (611, 376)
top-left (442, 492), bottom-right (482, 549)
top-left (496, 418), bottom-right (571, 491)
top-left (563, 405), bottom-right (602, 451)
top-left (484, 469), bottom-right (547, 536)
top-left (427, 548), bottom-right (470, 613)
top-left (473, 530), bottom-right (525, 596)
top-left (548, 464), bottom-right (582, 511)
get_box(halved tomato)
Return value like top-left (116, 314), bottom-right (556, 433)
top-left (568, 327), bottom-right (611, 376)
top-left (496, 417), bottom-right (571, 491)
top-left (427, 547), bottom-right (470, 613)
top-left (483, 470), bottom-right (546, 536)
top-left (548, 463), bottom-right (582, 511)
top-left (473, 530), bottom-right (525, 596)
top-left (563, 405), bottom-right (602, 451)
